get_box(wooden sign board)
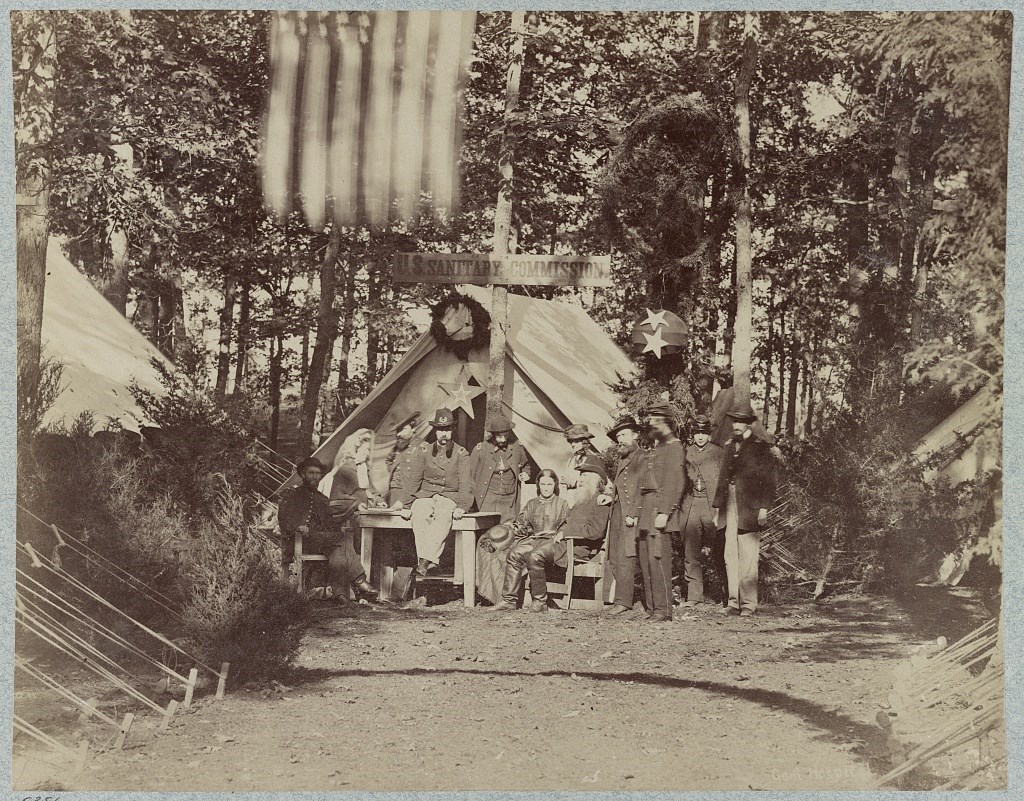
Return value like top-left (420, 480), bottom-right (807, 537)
top-left (394, 252), bottom-right (612, 287)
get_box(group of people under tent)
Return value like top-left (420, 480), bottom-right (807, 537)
top-left (276, 397), bottom-right (780, 620)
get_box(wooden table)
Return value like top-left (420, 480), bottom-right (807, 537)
top-left (358, 510), bottom-right (501, 607)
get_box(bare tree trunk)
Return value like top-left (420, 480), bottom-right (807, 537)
top-left (776, 308), bottom-right (786, 435)
top-left (786, 341), bottom-right (800, 437)
top-left (763, 286), bottom-right (775, 427)
top-left (268, 333), bottom-right (284, 450)
top-left (14, 11), bottom-right (56, 427)
top-left (911, 157), bottom-right (939, 342)
top-left (730, 11), bottom-right (759, 402)
top-left (214, 275), bottom-right (236, 400)
top-left (299, 327), bottom-right (310, 399)
top-left (157, 278), bottom-right (184, 361)
top-left (233, 277), bottom-right (250, 390)
top-left (297, 226), bottom-right (341, 453)
top-left (723, 248), bottom-right (737, 378)
top-left (335, 258), bottom-right (355, 419)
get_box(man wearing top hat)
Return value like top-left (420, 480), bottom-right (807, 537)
top-left (396, 408), bottom-right (473, 576)
top-left (604, 414), bottom-right (647, 616)
top-left (470, 412), bottom-right (531, 522)
top-left (561, 423), bottom-right (596, 503)
top-left (679, 414), bottom-right (725, 606)
top-left (712, 399), bottom-right (779, 616)
top-left (386, 412), bottom-right (421, 508)
top-left (637, 403), bottom-right (688, 622)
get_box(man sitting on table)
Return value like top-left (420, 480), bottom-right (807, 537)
top-left (395, 407), bottom-right (473, 576)
top-left (277, 456), bottom-right (377, 603)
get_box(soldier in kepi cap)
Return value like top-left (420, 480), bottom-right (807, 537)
top-left (711, 399), bottom-right (779, 617)
top-left (386, 412), bottom-right (421, 509)
top-left (637, 403), bottom-right (688, 622)
top-left (561, 423), bottom-right (596, 504)
top-left (470, 412), bottom-right (531, 522)
top-left (395, 408), bottom-right (473, 577)
top-left (679, 415), bottom-right (725, 607)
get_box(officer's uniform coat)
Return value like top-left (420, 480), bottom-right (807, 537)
top-left (607, 446), bottom-right (646, 608)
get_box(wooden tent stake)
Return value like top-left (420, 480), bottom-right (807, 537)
top-left (183, 667), bottom-right (199, 709)
top-left (114, 712), bottom-right (134, 750)
top-left (216, 662), bottom-right (230, 700)
top-left (50, 523), bottom-right (66, 546)
top-left (23, 542), bottom-right (42, 568)
top-left (161, 700), bottom-right (179, 731)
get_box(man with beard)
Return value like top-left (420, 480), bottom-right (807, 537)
top-left (679, 415), bottom-right (725, 607)
top-left (518, 458), bottom-right (611, 613)
top-left (712, 399), bottom-right (779, 617)
top-left (278, 456), bottom-right (378, 603)
top-left (387, 412), bottom-right (421, 508)
top-left (604, 414), bottom-right (646, 616)
top-left (397, 408), bottom-right (472, 576)
top-left (470, 413), bottom-right (531, 522)
top-left (637, 403), bottom-right (688, 622)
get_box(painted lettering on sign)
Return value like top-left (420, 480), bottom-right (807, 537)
top-left (393, 253), bottom-right (613, 287)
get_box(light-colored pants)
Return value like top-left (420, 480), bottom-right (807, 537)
top-left (724, 485), bottom-right (761, 612)
top-left (410, 495), bottom-right (457, 564)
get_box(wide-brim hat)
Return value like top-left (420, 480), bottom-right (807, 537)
top-left (484, 523), bottom-right (514, 550)
top-left (726, 399), bottom-right (758, 424)
top-left (393, 411), bottom-right (421, 433)
top-left (608, 415), bottom-right (641, 439)
top-left (429, 408), bottom-right (456, 428)
top-left (564, 423), bottom-right (595, 442)
top-left (578, 456), bottom-right (609, 485)
top-left (486, 413), bottom-right (515, 434)
top-left (689, 414), bottom-right (713, 433)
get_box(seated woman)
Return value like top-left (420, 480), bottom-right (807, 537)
top-left (317, 428), bottom-right (381, 601)
top-left (521, 458), bottom-right (611, 612)
top-left (488, 469), bottom-right (569, 610)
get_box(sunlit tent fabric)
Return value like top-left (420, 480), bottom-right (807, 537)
top-left (40, 238), bottom-right (170, 432)
top-left (306, 287), bottom-right (636, 491)
top-left (262, 10), bottom-right (477, 230)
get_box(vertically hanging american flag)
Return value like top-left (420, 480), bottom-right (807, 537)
top-left (262, 10), bottom-right (477, 231)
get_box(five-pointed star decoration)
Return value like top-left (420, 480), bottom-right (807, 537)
top-left (439, 377), bottom-right (486, 418)
top-left (641, 327), bottom-right (669, 358)
top-left (641, 308), bottom-right (668, 331)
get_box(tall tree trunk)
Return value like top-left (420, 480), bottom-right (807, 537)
top-left (268, 333), bottom-right (284, 450)
top-left (805, 336), bottom-right (816, 436)
top-left (763, 287), bottom-right (775, 427)
top-left (730, 11), bottom-right (759, 403)
top-left (800, 348), bottom-right (812, 437)
top-left (723, 247), bottom-right (737, 378)
top-left (335, 258), bottom-right (356, 419)
top-left (911, 147), bottom-right (939, 342)
top-left (776, 308), bottom-right (786, 435)
top-left (214, 274), bottom-right (236, 400)
top-left (846, 159), bottom-right (870, 322)
top-left (786, 341), bottom-right (800, 437)
top-left (299, 327), bottom-right (310, 399)
top-left (297, 227), bottom-right (341, 453)
top-left (233, 277), bottom-right (251, 390)
top-left (14, 11), bottom-right (56, 428)
top-left (100, 143), bottom-right (134, 314)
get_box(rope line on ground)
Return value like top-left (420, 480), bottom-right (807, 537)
top-left (12, 715), bottom-right (79, 759)
top-left (14, 656), bottom-right (120, 728)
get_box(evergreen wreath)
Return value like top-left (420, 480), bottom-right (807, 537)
top-left (429, 292), bottom-right (491, 359)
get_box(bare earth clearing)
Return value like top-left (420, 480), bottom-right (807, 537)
top-left (17, 588), bottom-right (991, 792)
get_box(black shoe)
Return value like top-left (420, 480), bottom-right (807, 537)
top-left (353, 578), bottom-right (379, 599)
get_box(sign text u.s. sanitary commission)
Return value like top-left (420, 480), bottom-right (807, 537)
top-left (393, 253), bottom-right (613, 287)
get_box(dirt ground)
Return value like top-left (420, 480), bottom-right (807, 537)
top-left (13, 586), bottom-right (998, 792)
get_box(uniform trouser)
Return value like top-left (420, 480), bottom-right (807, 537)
top-left (305, 529), bottom-right (365, 595)
top-left (410, 495), bottom-right (457, 565)
top-left (707, 526), bottom-right (728, 606)
top-left (682, 501), bottom-right (716, 602)
top-left (608, 522), bottom-right (639, 608)
top-left (526, 539), bottom-right (568, 602)
top-left (501, 537), bottom-right (551, 603)
top-left (724, 485), bottom-right (761, 612)
top-left (638, 528), bottom-right (674, 617)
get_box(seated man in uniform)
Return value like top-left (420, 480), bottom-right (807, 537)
top-left (395, 408), bottom-right (473, 576)
top-left (521, 457), bottom-right (612, 613)
top-left (277, 456), bottom-right (377, 603)
top-left (386, 412), bottom-right (421, 508)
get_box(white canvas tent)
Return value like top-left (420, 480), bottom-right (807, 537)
top-left (309, 287), bottom-right (635, 491)
top-left (39, 238), bottom-right (171, 432)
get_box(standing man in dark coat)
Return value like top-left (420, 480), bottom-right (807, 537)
top-left (712, 399), bottom-right (779, 617)
top-left (470, 413), bottom-right (531, 522)
top-left (277, 457), bottom-right (377, 602)
top-left (604, 414), bottom-right (646, 616)
top-left (637, 403), bottom-right (688, 622)
top-left (679, 415), bottom-right (725, 606)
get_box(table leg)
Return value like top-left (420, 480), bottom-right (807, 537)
top-left (461, 530), bottom-right (476, 607)
top-left (379, 533), bottom-right (395, 601)
top-left (360, 528), bottom-right (374, 584)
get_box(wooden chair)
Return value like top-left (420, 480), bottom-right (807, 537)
top-left (547, 537), bottom-right (613, 610)
top-left (286, 528), bottom-right (328, 596)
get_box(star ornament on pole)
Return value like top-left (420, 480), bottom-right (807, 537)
top-left (439, 377), bottom-right (485, 418)
top-left (630, 308), bottom-right (688, 359)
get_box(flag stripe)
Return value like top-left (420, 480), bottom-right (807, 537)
top-left (363, 11), bottom-right (398, 227)
top-left (299, 14), bottom-right (330, 230)
top-left (263, 13), bottom-right (300, 220)
top-left (392, 11), bottom-right (430, 220)
top-left (330, 15), bottom-right (362, 226)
